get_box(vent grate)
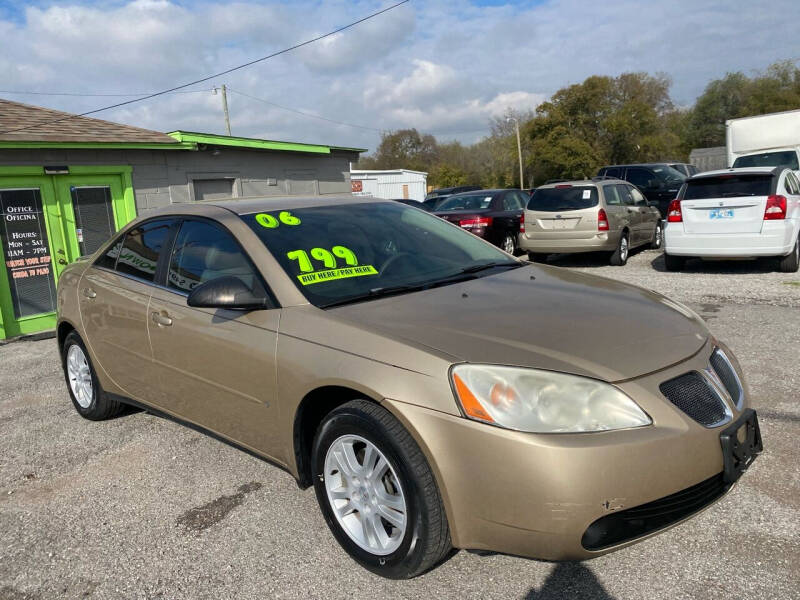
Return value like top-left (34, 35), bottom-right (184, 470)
top-left (710, 349), bottom-right (743, 408)
top-left (659, 372), bottom-right (729, 427)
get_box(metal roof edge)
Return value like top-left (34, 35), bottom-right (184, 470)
top-left (168, 131), bottom-right (366, 154)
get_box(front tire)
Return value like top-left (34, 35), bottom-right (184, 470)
top-left (312, 400), bottom-right (451, 579)
top-left (778, 238), bottom-right (799, 273)
top-left (62, 331), bottom-right (123, 420)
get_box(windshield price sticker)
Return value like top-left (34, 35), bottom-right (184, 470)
top-left (298, 265), bottom-right (378, 286)
top-left (582, 189), bottom-right (592, 199)
top-left (256, 211), bottom-right (301, 229)
top-left (287, 246), bottom-right (359, 272)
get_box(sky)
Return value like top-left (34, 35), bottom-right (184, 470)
top-left (0, 0), bottom-right (798, 153)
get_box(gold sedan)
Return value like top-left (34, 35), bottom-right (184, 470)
top-left (56, 196), bottom-right (761, 578)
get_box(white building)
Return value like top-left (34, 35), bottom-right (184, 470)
top-left (349, 168), bottom-right (428, 201)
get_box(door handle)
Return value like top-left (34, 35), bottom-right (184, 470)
top-left (151, 312), bottom-right (173, 327)
top-left (81, 288), bottom-right (97, 299)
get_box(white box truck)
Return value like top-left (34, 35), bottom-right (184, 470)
top-left (726, 109), bottom-right (800, 171)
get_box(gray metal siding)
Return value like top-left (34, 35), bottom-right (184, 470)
top-left (0, 146), bottom-right (359, 214)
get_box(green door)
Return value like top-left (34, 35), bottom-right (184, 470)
top-left (53, 173), bottom-right (132, 262)
top-left (0, 166), bottom-right (137, 340)
top-left (0, 175), bottom-right (67, 339)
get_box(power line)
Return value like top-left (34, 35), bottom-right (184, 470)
top-left (230, 88), bottom-right (490, 137)
top-left (0, 89), bottom-right (214, 97)
top-left (228, 88), bottom-right (381, 132)
top-left (0, 0), bottom-right (410, 135)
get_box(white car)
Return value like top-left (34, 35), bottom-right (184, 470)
top-left (664, 167), bottom-right (800, 272)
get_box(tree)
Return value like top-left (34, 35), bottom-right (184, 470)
top-left (355, 128), bottom-right (438, 172)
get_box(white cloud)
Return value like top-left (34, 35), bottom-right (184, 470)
top-left (0, 0), bottom-right (798, 154)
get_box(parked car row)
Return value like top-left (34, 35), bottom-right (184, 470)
top-left (402, 160), bottom-right (799, 273)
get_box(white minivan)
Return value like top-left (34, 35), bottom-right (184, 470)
top-left (664, 167), bottom-right (800, 272)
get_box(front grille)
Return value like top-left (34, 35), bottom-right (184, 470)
top-left (582, 472), bottom-right (728, 550)
top-left (710, 349), bottom-right (743, 409)
top-left (659, 372), bottom-right (729, 427)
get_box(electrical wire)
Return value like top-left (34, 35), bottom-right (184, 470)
top-left (227, 88), bottom-right (381, 132)
top-left (0, 0), bottom-right (410, 135)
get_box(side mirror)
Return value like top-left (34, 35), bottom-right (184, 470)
top-left (187, 276), bottom-right (268, 311)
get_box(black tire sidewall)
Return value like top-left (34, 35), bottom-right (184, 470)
top-left (62, 332), bottom-right (101, 417)
top-left (311, 408), bottom-right (427, 578)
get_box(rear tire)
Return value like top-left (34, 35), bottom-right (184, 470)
top-left (500, 233), bottom-right (516, 255)
top-left (664, 253), bottom-right (686, 272)
top-left (609, 233), bottom-right (629, 266)
top-left (651, 222), bottom-right (663, 250)
top-left (778, 238), bottom-right (799, 273)
top-left (311, 400), bottom-right (451, 579)
top-left (62, 331), bottom-right (123, 420)
top-left (527, 252), bottom-right (549, 262)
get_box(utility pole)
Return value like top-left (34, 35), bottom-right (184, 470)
top-left (507, 116), bottom-right (524, 189)
top-left (216, 85), bottom-right (232, 136)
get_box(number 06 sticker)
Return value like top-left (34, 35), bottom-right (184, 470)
top-left (256, 211), bottom-right (301, 228)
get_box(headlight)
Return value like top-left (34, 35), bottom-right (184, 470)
top-left (451, 364), bottom-right (652, 433)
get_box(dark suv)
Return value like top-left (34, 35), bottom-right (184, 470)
top-left (596, 164), bottom-right (686, 218)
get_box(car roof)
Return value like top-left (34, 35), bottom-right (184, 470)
top-left (689, 166), bottom-right (783, 179)
top-left (536, 179), bottom-right (611, 189)
top-left (138, 195), bottom-right (388, 218)
top-left (445, 189), bottom-right (505, 197)
top-left (601, 163), bottom-right (680, 169)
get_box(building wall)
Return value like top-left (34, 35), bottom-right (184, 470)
top-left (689, 146), bottom-right (728, 173)
top-left (0, 146), bottom-right (358, 214)
top-left (350, 170), bottom-right (428, 201)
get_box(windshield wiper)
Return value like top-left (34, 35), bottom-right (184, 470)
top-left (460, 261), bottom-right (523, 274)
top-left (320, 262), bottom-right (522, 309)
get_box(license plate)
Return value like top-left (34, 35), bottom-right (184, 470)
top-left (709, 208), bottom-right (734, 219)
top-left (719, 409), bottom-right (762, 484)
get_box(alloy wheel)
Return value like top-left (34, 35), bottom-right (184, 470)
top-left (502, 235), bottom-right (515, 254)
top-left (620, 236), bottom-right (629, 261)
top-left (67, 344), bottom-right (93, 408)
top-left (324, 434), bottom-right (407, 556)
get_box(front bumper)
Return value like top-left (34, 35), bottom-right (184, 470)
top-left (665, 220), bottom-right (797, 257)
top-left (518, 231), bottom-right (619, 254)
top-left (384, 340), bottom-right (755, 560)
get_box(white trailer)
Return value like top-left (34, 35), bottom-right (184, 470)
top-left (349, 168), bottom-right (428, 202)
top-left (726, 109), bottom-right (800, 171)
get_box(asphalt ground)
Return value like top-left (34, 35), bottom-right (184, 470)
top-left (1, 247), bottom-right (798, 599)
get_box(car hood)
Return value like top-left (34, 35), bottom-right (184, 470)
top-left (330, 264), bottom-right (709, 382)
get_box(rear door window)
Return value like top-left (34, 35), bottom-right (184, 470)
top-left (167, 219), bottom-right (266, 296)
top-left (528, 186), bottom-right (598, 211)
top-left (683, 175), bottom-right (773, 199)
top-left (603, 167), bottom-right (622, 178)
top-left (625, 168), bottom-right (654, 189)
top-left (604, 186), bottom-right (622, 206)
top-left (114, 219), bottom-right (175, 283)
top-left (629, 186), bottom-right (647, 206)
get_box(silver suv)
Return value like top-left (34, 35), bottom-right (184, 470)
top-left (519, 179), bottom-right (663, 266)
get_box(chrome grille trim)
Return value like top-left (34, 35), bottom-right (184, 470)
top-left (709, 347), bottom-right (744, 411)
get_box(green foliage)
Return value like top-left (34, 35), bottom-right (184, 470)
top-left (687, 60), bottom-right (800, 147)
top-left (356, 60), bottom-right (800, 189)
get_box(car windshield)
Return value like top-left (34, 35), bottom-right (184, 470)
top-left (733, 151), bottom-right (799, 170)
top-left (436, 194), bottom-right (494, 211)
top-left (683, 174), bottom-right (773, 199)
top-left (528, 186), bottom-right (598, 211)
top-left (241, 202), bottom-right (520, 307)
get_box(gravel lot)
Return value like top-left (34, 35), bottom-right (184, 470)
top-left (1, 248), bottom-right (798, 600)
